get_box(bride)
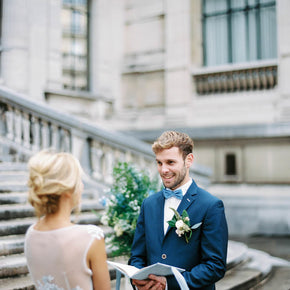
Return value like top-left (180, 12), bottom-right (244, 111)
top-left (24, 150), bottom-right (111, 290)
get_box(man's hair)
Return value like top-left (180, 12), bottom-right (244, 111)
top-left (152, 131), bottom-right (194, 159)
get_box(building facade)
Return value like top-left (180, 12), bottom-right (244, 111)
top-left (0, 0), bottom-right (289, 184)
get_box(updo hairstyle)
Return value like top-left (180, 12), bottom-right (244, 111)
top-left (27, 150), bottom-right (83, 218)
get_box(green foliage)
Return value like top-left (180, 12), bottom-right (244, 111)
top-left (101, 162), bottom-right (159, 257)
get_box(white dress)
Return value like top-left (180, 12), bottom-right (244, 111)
top-left (24, 224), bottom-right (104, 290)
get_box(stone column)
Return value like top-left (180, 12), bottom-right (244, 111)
top-left (164, 0), bottom-right (192, 126)
top-left (1, 0), bottom-right (62, 100)
top-left (277, 0), bottom-right (290, 121)
top-left (1, 0), bottom-right (29, 94)
top-left (71, 129), bottom-right (91, 174)
top-left (90, 0), bottom-right (124, 109)
top-left (45, 0), bottom-right (63, 92)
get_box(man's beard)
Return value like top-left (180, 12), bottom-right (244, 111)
top-left (165, 164), bottom-right (187, 190)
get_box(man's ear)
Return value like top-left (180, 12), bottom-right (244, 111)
top-left (185, 153), bottom-right (194, 167)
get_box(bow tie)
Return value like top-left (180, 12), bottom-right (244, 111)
top-left (162, 188), bottom-right (183, 200)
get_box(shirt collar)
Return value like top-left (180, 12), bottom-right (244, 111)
top-left (174, 179), bottom-right (192, 196)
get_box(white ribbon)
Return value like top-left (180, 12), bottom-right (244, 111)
top-left (171, 267), bottom-right (189, 290)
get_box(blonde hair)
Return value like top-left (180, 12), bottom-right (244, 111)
top-left (152, 131), bottom-right (194, 159)
top-left (27, 150), bottom-right (83, 218)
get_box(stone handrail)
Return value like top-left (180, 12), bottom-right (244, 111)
top-left (0, 86), bottom-right (210, 187)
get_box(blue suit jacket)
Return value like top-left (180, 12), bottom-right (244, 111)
top-left (129, 180), bottom-right (228, 290)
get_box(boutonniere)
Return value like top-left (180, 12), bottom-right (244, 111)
top-left (168, 208), bottom-right (192, 243)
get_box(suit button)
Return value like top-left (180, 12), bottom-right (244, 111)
top-left (162, 254), bottom-right (167, 259)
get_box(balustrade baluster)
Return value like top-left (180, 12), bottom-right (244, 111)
top-left (232, 73), bottom-right (240, 91)
top-left (41, 120), bottom-right (50, 149)
top-left (227, 73), bottom-right (234, 92)
top-left (118, 151), bottom-right (126, 164)
top-left (253, 70), bottom-right (261, 90)
top-left (59, 128), bottom-right (71, 152)
top-left (91, 145), bottom-right (104, 181)
top-left (51, 124), bottom-right (60, 150)
top-left (14, 109), bottom-right (23, 145)
top-left (208, 75), bottom-right (215, 93)
top-left (220, 75), bottom-right (227, 92)
top-left (239, 71), bottom-right (247, 90)
top-left (246, 71), bottom-right (254, 90)
top-left (5, 106), bottom-right (14, 140)
top-left (31, 116), bottom-right (41, 151)
top-left (104, 147), bottom-right (114, 184)
top-left (266, 69), bottom-right (275, 88)
top-left (0, 105), bottom-right (6, 136)
top-left (22, 112), bottom-right (31, 149)
top-left (214, 74), bottom-right (222, 93)
top-left (196, 77), bottom-right (203, 95)
top-left (260, 69), bottom-right (268, 89)
top-left (203, 76), bottom-right (210, 94)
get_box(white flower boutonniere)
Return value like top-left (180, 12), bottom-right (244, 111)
top-left (168, 208), bottom-right (192, 243)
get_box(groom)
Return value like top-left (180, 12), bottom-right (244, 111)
top-left (129, 131), bottom-right (228, 289)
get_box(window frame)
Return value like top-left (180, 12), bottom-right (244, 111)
top-left (62, 0), bottom-right (90, 92)
top-left (202, 0), bottom-right (277, 66)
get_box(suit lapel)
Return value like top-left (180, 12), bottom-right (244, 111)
top-left (177, 180), bottom-right (198, 214)
top-left (154, 192), bottom-right (166, 245)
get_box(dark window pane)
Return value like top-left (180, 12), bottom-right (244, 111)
top-left (226, 154), bottom-right (237, 175)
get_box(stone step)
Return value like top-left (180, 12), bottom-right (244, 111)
top-left (0, 200), bottom-right (104, 220)
top-left (0, 270), bottom-right (121, 290)
top-left (0, 254), bottom-right (28, 279)
top-left (0, 255), bottom-right (120, 290)
top-left (0, 204), bottom-right (35, 220)
top-left (0, 183), bottom-right (28, 193)
top-left (0, 188), bottom-right (104, 205)
top-left (216, 244), bottom-right (290, 290)
top-left (0, 226), bottom-right (114, 279)
top-left (225, 241), bottom-right (249, 271)
top-left (0, 171), bottom-right (28, 182)
top-left (0, 235), bottom-right (25, 256)
top-left (0, 163), bottom-right (28, 172)
top-left (0, 192), bottom-right (28, 205)
top-left (0, 223), bottom-right (113, 258)
top-left (0, 182), bottom-right (102, 194)
top-left (0, 274), bottom-right (34, 290)
top-left (0, 212), bottom-right (102, 237)
top-left (1, 240), bottom-right (285, 290)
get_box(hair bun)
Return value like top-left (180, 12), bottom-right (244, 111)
top-left (28, 172), bottom-right (44, 194)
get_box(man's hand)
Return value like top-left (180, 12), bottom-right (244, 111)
top-left (132, 275), bottom-right (166, 290)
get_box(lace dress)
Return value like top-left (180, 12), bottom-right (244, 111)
top-left (24, 224), bottom-right (104, 290)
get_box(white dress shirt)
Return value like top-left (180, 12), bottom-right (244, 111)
top-left (163, 179), bottom-right (192, 234)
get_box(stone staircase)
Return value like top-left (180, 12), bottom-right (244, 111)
top-left (0, 162), bottom-right (109, 289)
top-left (0, 162), bottom-right (288, 290)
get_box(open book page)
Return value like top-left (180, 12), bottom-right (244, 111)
top-left (107, 261), bottom-right (140, 277)
top-left (107, 261), bottom-right (185, 280)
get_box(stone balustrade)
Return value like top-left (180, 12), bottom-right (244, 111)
top-left (0, 86), bottom-right (156, 186)
top-left (193, 60), bottom-right (277, 95)
top-left (0, 86), bottom-right (210, 187)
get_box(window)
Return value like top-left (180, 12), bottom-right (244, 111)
top-left (203, 0), bottom-right (277, 66)
top-left (62, 0), bottom-right (89, 91)
top-left (225, 153), bottom-right (237, 175)
top-left (0, 0), bottom-right (3, 76)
